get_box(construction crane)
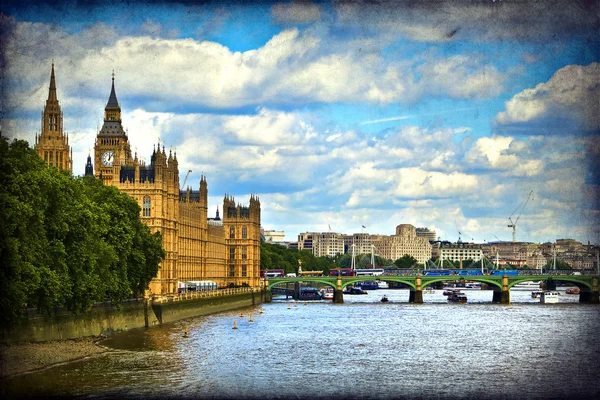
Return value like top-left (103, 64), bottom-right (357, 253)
top-left (180, 169), bottom-right (192, 191)
top-left (507, 190), bottom-right (534, 243)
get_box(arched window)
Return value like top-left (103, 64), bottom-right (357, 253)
top-left (242, 226), bottom-right (247, 239)
top-left (143, 196), bottom-right (151, 217)
top-left (229, 226), bottom-right (235, 239)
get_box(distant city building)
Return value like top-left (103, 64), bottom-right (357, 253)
top-left (298, 232), bottom-right (344, 257)
top-left (343, 233), bottom-right (372, 255)
top-left (432, 242), bottom-right (483, 264)
top-left (262, 229), bottom-right (286, 243)
top-left (371, 224), bottom-right (432, 264)
top-left (416, 227), bottom-right (437, 242)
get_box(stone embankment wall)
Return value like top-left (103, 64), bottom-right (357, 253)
top-left (1, 288), bottom-right (264, 344)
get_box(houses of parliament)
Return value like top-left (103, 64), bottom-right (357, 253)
top-left (34, 63), bottom-right (261, 295)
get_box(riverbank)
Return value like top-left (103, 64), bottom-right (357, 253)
top-left (0, 337), bottom-right (110, 378)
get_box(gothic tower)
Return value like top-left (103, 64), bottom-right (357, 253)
top-left (94, 72), bottom-right (133, 183)
top-left (35, 61), bottom-right (72, 172)
top-left (84, 153), bottom-right (94, 177)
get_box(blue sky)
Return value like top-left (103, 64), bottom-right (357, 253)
top-left (2, 0), bottom-right (599, 245)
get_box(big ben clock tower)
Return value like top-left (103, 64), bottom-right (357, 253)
top-left (94, 72), bottom-right (133, 183)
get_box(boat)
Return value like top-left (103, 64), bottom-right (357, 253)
top-left (531, 290), bottom-right (544, 299)
top-left (376, 280), bottom-right (389, 289)
top-left (381, 295), bottom-right (389, 303)
top-left (320, 287), bottom-right (334, 300)
top-left (464, 282), bottom-right (481, 290)
top-left (343, 286), bottom-right (367, 295)
top-left (443, 288), bottom-right (460, 296)
top-left (540, 291), bottom-right (560, 304)
top-left (355, 281), bottom-right (379, 290)
top-left (565, 287), bottom-right (580, 295)
top-left (447, 291), bottom-right (467, 303)
top-left (298, 287), bottom-right (322, 300)
top-left (513, 281), bottom-right (541, 290)
top-left (423, 286), bottom-right (435, 294)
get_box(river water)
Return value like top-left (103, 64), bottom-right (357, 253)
top-left (3, 288), bottom-right (600, 399)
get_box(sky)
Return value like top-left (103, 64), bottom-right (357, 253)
top-left (1, 0), bottom-right (599, 245)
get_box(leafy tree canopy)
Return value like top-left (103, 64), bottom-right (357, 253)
top-left (0, 138), bottom-right (165, 326)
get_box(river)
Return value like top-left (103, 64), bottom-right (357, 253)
top-left (3, 288), bottom-right (600, 399)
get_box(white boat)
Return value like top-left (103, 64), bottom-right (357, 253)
top-left (513, 281), bottom-right (541, 290)
top-left (320, 287), bottom-right (334, 300)
top-left (377, 280), bottom-right (389, 289)
top-left (540, 291), bottom-right (559, 304)
top-left (531, 290), bottom-right (544, 299)
top-left (423, 286), bottom-right (435, 294)
top-left (464, 283), bottom-right (481, 290)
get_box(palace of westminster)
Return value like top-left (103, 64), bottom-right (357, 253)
top-left (34, 63), bottom-right (261, 295)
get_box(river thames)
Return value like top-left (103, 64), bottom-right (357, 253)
top-left (3, 288), bottom-right (600, 399)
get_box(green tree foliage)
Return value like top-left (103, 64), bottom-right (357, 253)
top-left (394, 254), bottom-right (418, 269)
top-left (260, 242), bottom-right (340, 274)
top-left (0, 138), bottom-right (165, 326)
top-left (543, 260), bottom-right (572, 270)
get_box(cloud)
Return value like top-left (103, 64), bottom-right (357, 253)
top-left (272, 2), bottom-right (322, 24)
top-left (2, 18), bottom-right (511, 122)
top-left (496, 63), bottom-right (600, 134)
top-left (334, 1), bottom-right (600, 43)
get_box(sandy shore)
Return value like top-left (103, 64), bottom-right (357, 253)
top-left (0, 337), bottom-right (110, 378)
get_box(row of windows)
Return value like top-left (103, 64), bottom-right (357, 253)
top-left (229, 225), bottom-right (248, 239)
top-left (47, 114), bottom-right (59, 131)
top-left (228, 265), bottom-right (248, 277)
top-left (143, 197), bottom-right (151, 217)
top-left (100, 138), bottom-right (121, 145)
top-left (44, 151), bottom-right (64, 165)
top-left (229, 246), bottom-right (248, 260)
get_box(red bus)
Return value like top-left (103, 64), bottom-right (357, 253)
top-left (329, 268), bottom-right (355, 276)
top-left (264, 269), bottom-right (285, 278)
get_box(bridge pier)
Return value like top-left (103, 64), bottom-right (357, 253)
top-left (542, 279), bottom-right (556, 290)
top-left (409, 276), bottom-right (423, 304)
top-left (333, 275), bottom-right (344, 303)
top-left (584, 277), bottom-right (600, 304)
top-left (409, 290), bottom-right (423, 303)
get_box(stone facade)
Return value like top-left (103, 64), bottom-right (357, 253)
top-left (34, 69), bottom-right (261, 295)
top-left (371, 224), bottom-right (432, 264)
top-left (34, 63), bottom-right (72, 172)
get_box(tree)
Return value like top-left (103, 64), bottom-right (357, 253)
top-left (0, 138), bottom-right (165, 326)
top-left (543, 260), bottom-right (572, 270)
top-left (394, 255), bottom-right (418, 269)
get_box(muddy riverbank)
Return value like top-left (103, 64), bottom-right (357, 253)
top-left (0, 337), bottom-right (110, 378)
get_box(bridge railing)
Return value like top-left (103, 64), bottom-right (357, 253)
top-left (153, 287), bottom-right (256, 303)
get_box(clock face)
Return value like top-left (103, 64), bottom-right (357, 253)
top-left (102, 151), bottom-right (114, 167)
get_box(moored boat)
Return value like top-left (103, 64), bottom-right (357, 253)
top-left (298, 287), bottom-right (322, 300)
top-left (355, 281), bottom-right (379, 290)
top-left (540, 291), bottom-right (559, 304)
top-left (565, 287), bottom-right (580, 294)
top-left (343, 286), bottom-right (367, 295)
top-left (376, 280), bottom-right (389, 289)
top-left (320, 287), bottom-right (334, 300)
top-left (531, 290), bottom-right (544, 299)
top-left (447, 291), bottom-right (467, 303)
top-left (513, 281), bottom-right (541, 290)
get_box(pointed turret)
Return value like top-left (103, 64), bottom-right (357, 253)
top-left (85, 153), bottom-right (94, 177)
top-left (47, 60), bottom-right (57, 103)
top-left (35, 62), bottom-right (72, 172)
top-left (106, 70), bottom-right (120, 111)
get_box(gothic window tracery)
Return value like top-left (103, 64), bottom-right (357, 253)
top-left (143, 196), bottom-right (151, 217)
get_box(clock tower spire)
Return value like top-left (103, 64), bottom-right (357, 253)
top-left (94, 71), bottom-right (132, 183)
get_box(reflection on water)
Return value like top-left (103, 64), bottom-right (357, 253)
top-left (3, 289), bottom-right (599, 399)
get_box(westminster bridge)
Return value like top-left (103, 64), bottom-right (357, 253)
top-left (264, 272), bottom-right (600, 304)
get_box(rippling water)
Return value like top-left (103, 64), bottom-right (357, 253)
top-left (3, 288), bottom-right (600, 399)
